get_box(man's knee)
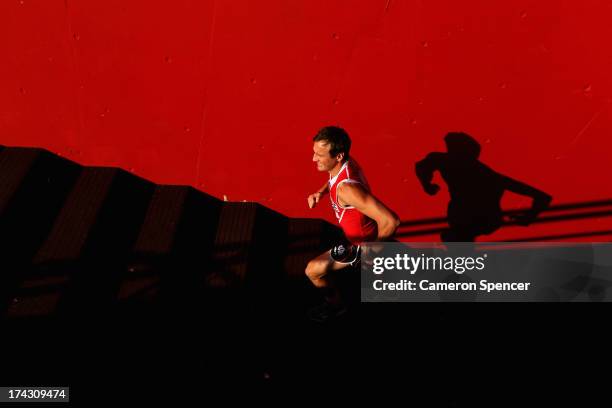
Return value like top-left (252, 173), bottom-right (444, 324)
top-left (305, 258), bottom-right (327, 285)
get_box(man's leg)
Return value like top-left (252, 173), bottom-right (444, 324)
top-left (305, 250), bottom-right (351, 321)
top-left (305, 249), bottom-right (349, 289)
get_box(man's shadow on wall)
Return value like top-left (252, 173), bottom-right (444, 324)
top-left (415, 132), bottom-right (553, 242)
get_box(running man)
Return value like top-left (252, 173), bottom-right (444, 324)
top-left (415, 132), bottom-right (552, 242)
top-left (306, 126), bottom-right (400, 321)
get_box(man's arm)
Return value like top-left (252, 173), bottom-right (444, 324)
top-left (337, 183), bottom-right (400, 240)
top-left (415, 153), bottom-right (442, 195)
top-left (307, 182), bottom-right (329, 209)
top-left (501, 176), bottom-right (552, 225)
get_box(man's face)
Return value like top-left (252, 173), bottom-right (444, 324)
top-left (312, 141), bottom-right (341, 172)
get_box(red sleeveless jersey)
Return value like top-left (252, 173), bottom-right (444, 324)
top-left (328, 160), bottom-right (378, 244)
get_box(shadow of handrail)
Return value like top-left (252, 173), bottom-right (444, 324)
top-left (399, 199), bottom-right (612, 228)
top-left (499, 230), bottom-right (612, 243)
top-left (396, 199), bottom-right (612, 240)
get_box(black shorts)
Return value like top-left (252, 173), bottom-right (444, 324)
top-left (330, 242), bottom-right (361, 266)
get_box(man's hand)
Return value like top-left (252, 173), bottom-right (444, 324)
top-left (307, 192), bottom-right (323, 209)
top-left (424, 183), bottom-right (440, 196)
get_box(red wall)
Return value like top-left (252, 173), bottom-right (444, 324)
top-left (2, 0), bottom-right (611, 241)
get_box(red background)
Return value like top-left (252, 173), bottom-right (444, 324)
top-left (1, 0), bottom-right (611, 241)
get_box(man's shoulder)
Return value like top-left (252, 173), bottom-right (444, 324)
top-left (336, 181), bottom-right (369, 208)
top-left (337, 180), bottom-right (367, 196)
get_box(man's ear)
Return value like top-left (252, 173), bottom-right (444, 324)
top-left (336, 152), bottom-right (344, 163)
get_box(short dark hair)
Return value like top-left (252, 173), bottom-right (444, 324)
top-left (313, 126), bottom-right (351, 161)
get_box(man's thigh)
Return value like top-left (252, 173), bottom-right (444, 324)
top-left (310, 249), bottom-right (352, 274)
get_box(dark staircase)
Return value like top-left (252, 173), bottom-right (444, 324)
top-left (0, 145), bottom-right (351, 394)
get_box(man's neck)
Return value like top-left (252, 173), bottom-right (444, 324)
top-left (328, 160), bottom-right (347, 179)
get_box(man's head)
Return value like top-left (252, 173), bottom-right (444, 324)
top-left (444, 132), bottom-right (481, 160)
top-left (312, 126), bottom-right (351, 172)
